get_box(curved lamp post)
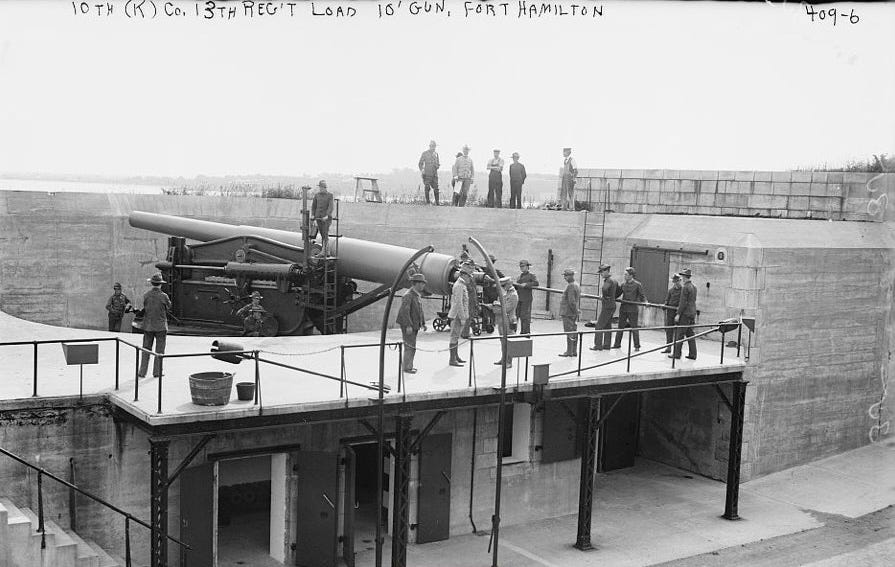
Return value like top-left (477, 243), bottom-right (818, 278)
top-left (375, 245), bottom-right (435, 567)
top-left (467, 237), bottom-right (509, 567)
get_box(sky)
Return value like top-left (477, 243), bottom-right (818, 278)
top-left (0, 0), bottom-right (893, 177)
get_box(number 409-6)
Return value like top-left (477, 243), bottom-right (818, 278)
top-left (805, 4), bottom-right (860, 26)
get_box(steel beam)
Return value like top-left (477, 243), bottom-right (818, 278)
top-left (723, 381), bottom-right (748, 520)
top-left (574, 397), bottom-right (600, 550)
top-left (391, 414), bottom-right (412, 567)
top-left (149, 439), bottom-right (170, 567)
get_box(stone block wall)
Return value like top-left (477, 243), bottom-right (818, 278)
top-left (573, 169), bottom-right (895, 222)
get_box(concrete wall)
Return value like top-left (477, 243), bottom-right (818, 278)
top-left (0, 191), bottom-right (584, 332)
top-left (572, 169), bottom-right (895, 222)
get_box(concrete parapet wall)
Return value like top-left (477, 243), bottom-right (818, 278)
top-left (573, 169), bottom-right (895, 222)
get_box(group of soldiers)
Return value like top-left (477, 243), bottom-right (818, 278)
top-left (558, 265), bottom-right (698, 360)
top-left (396, 255), bottom-right (539, 373)
top-left (418, 141), bottom-right (579, 210)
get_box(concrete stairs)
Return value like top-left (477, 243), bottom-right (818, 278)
top-left (0, 498), bottom-right (125, 567)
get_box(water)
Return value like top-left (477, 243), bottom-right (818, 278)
top-left (0, 178), bottom-right (165, 195)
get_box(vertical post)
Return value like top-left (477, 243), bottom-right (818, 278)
top-left (134, 348), bottom-right (140, 401)
top-left (391, 414), bottom-right (412, 567)
top-left (340, 346), bottom-right (345, 398)
top-left (37, 471), bottom-right (46, 549)
top-left (467, 339), bottom-right (474, 388)
top-left (156, 367), bottom-right (163, 414)
top-left (150, 439), bottom-right (170, 567)
top-left (69, 458), bottom-right (77, 531)
top-left (723, 381), bottom-right (748, 520)
top-left (254, 351), bottom-right (262, 414)
top-left (736, 323), bottom-right (743, 358)
top-left (397, 343), bottom-right (403, 394)
top-left (626, 328), bottom-right (633, 372)
top-left (32, 342), bottom-right (38, 397)
top-left (125, 517), bottom-right (132, 567)
top-left (577, 332), bottom-right (583, 376)
top-left (720, 331), bottom-right (726, 364)
top-left (80, 365), bottom-right (84, 401)
top-left (115, 340), bottom-right (120, 390)
top-left (575, 397), bottom-right (600, 550)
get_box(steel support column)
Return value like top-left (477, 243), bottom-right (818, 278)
top-left (391, 414), bottom-right (412, 567)
top-left (574, 397), bottom-right (600, 550)
top-left (149, 439), bottom-right (170, 567)
top-left (723, 381), bottom-right (748, 520)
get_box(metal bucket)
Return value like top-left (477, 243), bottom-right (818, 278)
top-left (189, 372), bottom-right (234, 406)
top-left (236, 381), bottom-right (256, 401)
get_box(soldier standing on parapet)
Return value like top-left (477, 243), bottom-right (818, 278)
top-left (560, 147), bottom-right (577, 211)
top-left (418, 140), bottom-right (441, 205)
top-left (311, 180), bottom-right (334, 256)
top-left (661, 274), bottom-right (682, 354)
top-left (397, 273), bottom-right (427, 374)
top-left (508, 152), bottom-right (527, 209)
top-left (671, 268), bottom-right (698, 360)
top-left (613, 267), bottom-right (645, 351)
top-left (138, 273), bottom-right (171, 379)
top-left (452, 145), bottom-right (474, 207)
top-left (590, 264), bottom-right (619, 351)
top-left (558, 268), bottom-right (580, 357)
top-left (105, 282), bottom-right (133, 332)
top-left (514, 259), bottom-right (539, 335)
top-left (448, 262), bottom-right (474, 367)
top-left (486, 149), bottom-right (504, 208)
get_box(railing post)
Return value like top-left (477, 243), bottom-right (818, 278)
top-left (254, 351), bottom-right (262, 413)
top-left (125, 517), bottom-right (132, 567)
top-left (467, 339), bottom-right (474, 388)
top-left (157, 364), bottom-right (164, 414)
top-left (397, 343), bottom-right (404, 394)
top-left (720, 331), bottom-right (726, 364)
top-left (626, 328), bottom-right (633, 372)
top-left (134, 348), bottom-right (140, 401)
top-left (339, 346), bottom-right (345, 399)
top-left (32, 342), bottom-right (38, 397)
top-left (577, 332), bottom-right (583, 376)
top-left (736, 323), bottom-right (743, 358)
top-left (37, 470), bottom-right (46, 549)
top-left (115, 340), bottom-right (120, 390)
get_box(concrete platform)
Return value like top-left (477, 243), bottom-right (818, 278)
top-left (0, 310), bottom-right (745, 427)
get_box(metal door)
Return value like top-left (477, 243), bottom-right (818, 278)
top-left (295, 451), bottom-right (339, 567)
top-left (342, 446), bottom-right (356, 567)
top-left (179, 463), bottom-right (214, 567)
top-left (598, 394), bottom-right (641, 472)
top-left (416, 433), bottom-right (452, 543)
top-left (631, 247), bottom-right (670, 306)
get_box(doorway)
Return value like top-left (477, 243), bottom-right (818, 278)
top-left (348, 443), bottom-right (388, 563)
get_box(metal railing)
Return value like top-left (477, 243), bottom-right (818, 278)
top-left (0, 446), bottom-right (189, 567)
top-left (0, 320), bottom-right (747, 414)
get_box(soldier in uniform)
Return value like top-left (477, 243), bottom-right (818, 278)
top-left (236, 292), bottom-right (267, 336)
top-left (138, 273), bottom-right (171, 379)
top-left (418, 140), bottom-right (441, 205)
top-left (558, 268), bottom-right (580, 357)
top-left (612, 267), bottom-right (645, 351)
top-left (310, 180), bottom-right (335, 256)
top-left (590, 264), bottom-right (619, 351)
top-left (493, 277), bottom-right (518, 368)
top-left (671, 268), bottom-right (698, 360)
top-left (105, 282), bottom-right (133, 332)
top-left (481, 254), bottom-right (503, 332)
top-left (514, 259), bottom-right (539, 335)
top-left (448, 262), bottom-right (474, 367)
top-left (661, 274), bottom-right (682, 353)
top-left (397, 273), bottom-right (427, 373)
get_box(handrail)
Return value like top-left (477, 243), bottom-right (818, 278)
top-left (0, 446), bottom-right (189, 550)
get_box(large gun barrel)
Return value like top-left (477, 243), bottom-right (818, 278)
top-left (129, 211), bottom-right (458, 295)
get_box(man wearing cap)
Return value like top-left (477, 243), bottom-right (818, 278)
top-left (508, 152), bottom-right (527, 209)
top-left (236, 291), bottom-right (267, 336)
top-left (105, 282), bottom-right (133, 332)
top-left (514, 259), bottom-right (539, 335)
top-left (418, 140), bottom-right (441, 205)
top-left (311, 180), bottom-right (335, 256)
top-left (448, 262), bottom-right (473, 366)
top-left (613, 267), bottom-right (646, 351)
top-left (138, 273), bottom-right (171, 379)
top-left (558, 268), bottom-right (580, 357)
top-left (493, 277), bottom-right (519, 368)
top-left (662, 274), bottom-right (683, 354)
top-left (486, 149), bottom-right (504, 208)
top-left (397, 273), bottom-right (427, 373)
top-left (560, 147), bottom-right (577, 211)
top-left (452, 146), bottom-right (474, 207)
top-left (461, 260), bottom-right (479, 341)
top-left (671, 268), bottom-right (698, 360)
top-left (590, 264), bottom-right (620, 351)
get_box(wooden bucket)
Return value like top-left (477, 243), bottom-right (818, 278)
top-left (189, 372), bottom-right (234, 406)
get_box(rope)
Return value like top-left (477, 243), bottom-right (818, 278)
top-left (412, 338), bottom-right (472, 353)
top-left (260, 344), bottom-right (343, 357)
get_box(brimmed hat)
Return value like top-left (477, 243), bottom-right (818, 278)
top-left (671, 274), bottom-right (681, 281)
top-left (429, 140), bottom-right (436, 146)
top-left (625, 267), bottom-right (636, 276)
top-left (317, 180), bottom-right (327, 188)
top-left (460, 261), bottom-right (476, 274)
top-left (563, 147), bottom-right (572, 152)
top-left (678, 268), bottom-right (693, 278)
top-left (462, 144), bottom-right (470, 151)
top-left (113, 282), bottom-right (122, 289)
top-left (493, 149), bottom-right (500, 153)
top-left (147, 273), bottom-right (165, 285)
top-left (409, 273), bottom-right (427, 284)
top-left (519, 259), bottom-right (530, 266)
top-left (250, 291), bottom-right (263, 300)
top-left (512, 152), bottom-right (520, 158)
top-left (562, 267), bottom-right (575, 276)
top-left (598, 264), bottom-right (611, 272)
